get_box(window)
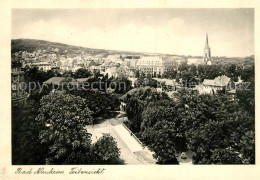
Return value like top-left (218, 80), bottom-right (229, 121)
top-left (12, 84), bottom-right (17, 90)
top-left (13, 77), bottom-right (17, 82)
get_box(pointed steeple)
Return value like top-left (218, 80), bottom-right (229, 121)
top-left (205, 33), bottom-right (209, 49)
top-left (203, 33), bottom-right (211, 63)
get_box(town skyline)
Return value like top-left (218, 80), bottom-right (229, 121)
top-left (12, 9), bottom-right (254, 57)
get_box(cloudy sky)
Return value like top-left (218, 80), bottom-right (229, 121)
top-left (12, 9), bottom-right (254, 57)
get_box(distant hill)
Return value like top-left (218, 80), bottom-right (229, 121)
top-left (11, 39), bottom-right (166, 57)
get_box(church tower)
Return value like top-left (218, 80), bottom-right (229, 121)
top-left (204, 34), bottom-right (211, 63)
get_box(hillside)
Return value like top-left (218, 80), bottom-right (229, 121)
top-left (11, 39), bottom-right (254, 66)
top-left (11, 39), bottom-right (165, 57)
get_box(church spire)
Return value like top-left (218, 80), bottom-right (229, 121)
top-left (203, 33), bottom-right (211, 63)
top-left (205, 33), bottom-right (209, 49)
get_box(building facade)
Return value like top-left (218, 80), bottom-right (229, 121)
top-left (136, 56), bottom-right (179, 76)
top-left (200, 75), bottom-right (235, 94)
top-left (11, 62), bottom-right (28, 107)
top-left (31, 62), bottom-right (52, 71)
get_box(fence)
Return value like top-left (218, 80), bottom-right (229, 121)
top-left (122, 123), bottom-right (144, 148)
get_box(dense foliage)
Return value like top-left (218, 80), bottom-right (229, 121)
top-left (36, 91), bottom-right (94, 164)
top-left (162, 56), bottom-right (254, 84)
top-left (135, 76), bottom-right (159, 88)
top-left (141, 100), bottom-right (183, 164)
top-left (178, 90), bottom-right (254, 164)
top-left (67, 89), bottom-right (120, 121)
top-left (109, 77), bottom-right (133, 94)
top-left (122, 87), bottom-right (170, 133)
top-left (22, 67), bottom-right (122, 120)
top-left (12, 90), bottom-right (121, 165)
top-left (73, 68), bottom-right (92, 79)
top-left (93, 134), bottom-right (121, 163)
top-left (124, 87), bottom-right (255, 164)
top-left (12, 101), bottom-right (48, 165)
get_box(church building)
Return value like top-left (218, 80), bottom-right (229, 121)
top-left (187, 34), bottom-right (212, 66)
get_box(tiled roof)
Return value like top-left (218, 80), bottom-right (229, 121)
top-left (44, 77), bottom-right (65, 84)
top-left (76, 78), bottom-right (90, 82)
top-left (203, 75), bottom-right (231, 87)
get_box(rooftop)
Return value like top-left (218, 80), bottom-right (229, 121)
top-left (43, 77), bottom-right (66, 84)
top-left (203, 75), bottom-right (231, 87)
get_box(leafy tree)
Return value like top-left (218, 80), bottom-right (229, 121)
top-left (227, 64), bottom-right (236, 79)
top-left (197, 64), bottom-right (205, 77)
top-left (123, 87), bottom-right (170, 133)
top-left (46, 69), bottom-right (57, 79)
top-left (67, 89), bottom-right (120, 120)
top-left (173, 89), bottom-right (255, 164)
top-left (239, 130), bottom-right (255, 164)
top-left (203, 65), bottom-right (224, 79)
top-left (141, 101), bottom-right (184, 164)
top-left (28, 84), bottom-right (52, 102)
top-left (36, 91), bottom-right (94, 164)
top-left (240, 66), bottom-right (254, 82)
top-left (178, 61), bottom-right (188, 72)
top-left (135, 76), bottom-right (158, 88)
top-left (63, 70), bottom-right (73, 78)
top-left (180, 71), bottom-right (198, 88)
top-left (93, 134), bottom-right (121, 163)
top-left (24, 67), bottom-right (49, 85)
top-left (109, 77), bottom-right (133, 94)
top-left (135, 70), bottom-right (140, 78)
top-left (93, 70), bottom-right (103, 78)
top-left (163, 70), bottom-right (177, 79)
top-left (73, 68), bottom-right (92, 79)
top-left (125, 97), bottom-right (144, 133)
top-left (189, 64), bottom-right (197, 76)
top-left (12, 100), bottom-right (48, 165)
top-left (209, 148), bottom-right (243, 164)
top-left (236, 77), bottom-right (254, 115)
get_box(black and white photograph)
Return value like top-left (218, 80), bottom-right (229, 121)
top-left (10, 8), bottom-right (255, 166)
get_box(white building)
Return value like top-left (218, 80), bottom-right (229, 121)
top-left (197, 75), bottom-right (235, 94)
top-left (31, 62), bottom-right (52, 71)
top-left (136, 56), bottom-right (179, 76)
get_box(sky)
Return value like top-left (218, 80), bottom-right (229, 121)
top-left (12, 9), bottom-right (254, 57)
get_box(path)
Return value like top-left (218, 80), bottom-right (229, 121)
top-left (85, 116), bottom-right (156, 165)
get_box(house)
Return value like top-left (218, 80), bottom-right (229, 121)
top-left (31, 62), bottom-right (52, 71)
top-left (105, 66), bottom-right (128, 78)
top-left (85, 60), bottom-right (97, 68)
top-left (123, 58), bottom-right (139, 69)
top-left (44, 77), bottom-right (66, 85)
top-left (153, 78), bottom-right (179, 91)
top-left (76, 78), bottom-right (91, 82)
top-left (75, 78), bottom-right (91, 88)
top-left (100, 61), bottom-right (119, 71)
top-left (201, 75), bottom-right (235, 94)
top-left (89, 66), bottom-right (100, 73)
top-left (44, 77), bottom-right (77, 86)
top-left (128, 70), bottom-right (136, 78)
